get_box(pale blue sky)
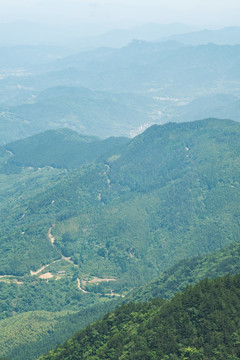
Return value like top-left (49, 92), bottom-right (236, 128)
top-left (0, 0), bottom-right (240, 30)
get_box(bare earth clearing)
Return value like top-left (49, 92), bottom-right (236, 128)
top-left (39, 272), bottom-right (53, 279)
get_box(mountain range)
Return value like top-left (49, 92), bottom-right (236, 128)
top-left (1, 118), bottom-right (240, 359)
top-left (1, 21), bottom-right (240, 360)
top-left (1, 40), bottom-right (240, 144)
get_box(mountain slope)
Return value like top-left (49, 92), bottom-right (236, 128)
top-left (2, 231), bottom-right (240, 360)
top-left (40, 42), bottom-right (240, 94)
top-left (39, 274), bottom-right (240, 360)
top-left (125, 238), bottom-right (240, 303)
top-left (1, 119), bottom-right (240, 359)
top-left (0, 301), bottom-right (118, 360)
top-left (2, 128), bottom-right (129, 170)
top-left (168, 94), bottom-right (240, 124)
top-left (163, 26), bottom-right (240, 45)
top-left (1, 118), bottom-right (240, 283)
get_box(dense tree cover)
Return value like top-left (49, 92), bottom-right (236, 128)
top-left (0, 301), bottom-right (117, 360)
top-left (1, 119), bottom-right (240, 359)
top-left (2, 128), bottom-right (129, 170)
top-left (1, 118), bottom-right (240, 285)
top-left (125, 238), bottom-right (240, 303)
top-left (39, 274), bottom-right (240, 360)
top-left (0, 275), bottom-right (116, 320)
top-left (2, 234), bottom-right (240, 359)
top-left (40, 118), bottom-right (240, 288)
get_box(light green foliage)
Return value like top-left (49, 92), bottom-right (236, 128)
top-left (0, 301), bottom-right (117, 360)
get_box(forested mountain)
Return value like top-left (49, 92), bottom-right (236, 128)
top-left (168, 94), bottom-right (240, 124)
top-left (2, 228), bottom-right (240, 360)
top-left (1, 118), bottom-right (240, 281)
top-left (2, 128), bottom-right (129, 169)
top-left (1, 14), bottom-right (240, 360)
top-left (39, 274), bottom-right (240, 360)
top-left (2, 227), bottom-right (240, 360)
top-left (125, 238), bottom-right (240, 303)
top-left (1, 118), bottom-right (240, 359)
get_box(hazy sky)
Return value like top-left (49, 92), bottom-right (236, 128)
top-left (0, 0), bottom-right (240, 30)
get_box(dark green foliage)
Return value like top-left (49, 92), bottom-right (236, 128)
top-left (47, 118), bottom-right (240, 288)
top-left (1, 118), bottom-right (240, 284)
top-left (0, 301), bottom-right (118, 360)
top-left (1, 119), bottom-right (240, 359)
top-left (0, 276), bottom-right (109, 320)
top-left (39, 274), bottom-right (240, 360)
top-left (125, 239), bottom-right (240, 303)
top-left (2, 128), bottom-right (129, 170)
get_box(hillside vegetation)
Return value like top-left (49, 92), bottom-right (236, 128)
top-left (1, 118), bottom-right (240, 290)
top-left (2, 230), bottom-right (240, 360)
top-left (39, 274), bottom-right (240, 360)
top-left (1, 118), bottom-right (240, 359)
top-left (2, 128), bottom-right (129, 170)
top-left (125, 238), bottom-right (240, 303)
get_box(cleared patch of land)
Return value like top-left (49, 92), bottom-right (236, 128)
top-left (39, 272), bottom-right (54, 280)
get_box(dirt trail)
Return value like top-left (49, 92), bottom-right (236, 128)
top-left (49, 225), bottom-right (78, 266)
top-left (48, 226), bottom-right (55, 245)
top-left (104, 164), bottom-right (111, 188)
top-left (31, 225), bottom-right (80, 276)
top-left (30, 255), bottom-right (78, 277)
top-left (61, 255), bottom-right (78, 267)
top-left (30, 265), bottom-right (49, 276)
top-left (77, 278), bottom-right (89, 293)
top-left (30, 259), bottom-right (60, 276)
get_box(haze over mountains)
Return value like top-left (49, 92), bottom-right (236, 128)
top-left (1, 18), bottom-right (240, 360)
top-left (0, 22), bottom-right (201, 48)
top-left (1, 24), bottom-right (240, 144)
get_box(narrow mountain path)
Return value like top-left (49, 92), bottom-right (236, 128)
top-left (31, 225), bottom-right (79, 276)
top-left (104, 164), bottom-right (111, 188)
top-left (77, 278), bottom-right (89, 293)
top-left (48, 225), bottom-right (77, 266)
top-left (61, 255), bottom-right (78, 267)
top-left (48, 226), bottom-right (55, 245)
top-left (30, 259), bottom-right (61, 276)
